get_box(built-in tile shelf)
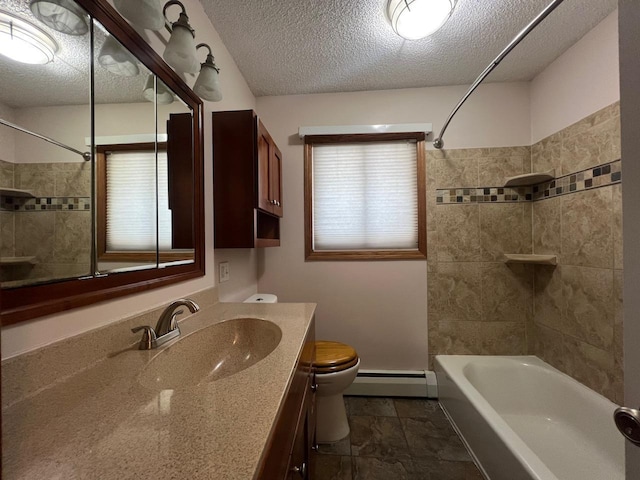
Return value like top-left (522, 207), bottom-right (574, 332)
top-left (504, 254), bottom-right (557, 266)
top-left (504, 170), bottom-right (555, 187)
top-left (0, 187), bottom-right (35, 198)
top-left (0, 256), bottom-right (37, 266)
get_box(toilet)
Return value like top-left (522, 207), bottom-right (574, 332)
top-left (314, 340), bottom-right (360, 443)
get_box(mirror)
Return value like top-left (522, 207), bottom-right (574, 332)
top-left (0, 0), bottom-right (203, 324)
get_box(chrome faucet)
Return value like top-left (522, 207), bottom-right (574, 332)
top-left (132, 298), bottom-right (200, 350)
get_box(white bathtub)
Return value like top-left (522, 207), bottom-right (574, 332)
top-left (435, 355), bottom-right (624, 480)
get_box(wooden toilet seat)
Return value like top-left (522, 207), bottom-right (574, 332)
top-left (315, 341), bottom-right (359, 374)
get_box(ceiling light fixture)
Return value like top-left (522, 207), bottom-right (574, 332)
top-left (162, 0), bottom-right (199, 73)
top-left (193, 43), bottom-right (222, 102)
top-left (0, 11), bottom-right (57, 64)
top-left (113, 0), bottom-right (165, 32)
top-left (387, 0), bottom-right (457, 40)
top-left (29, 0), bottom-right (88, 36)
top-left (98, 35), bottom-right (140, 77)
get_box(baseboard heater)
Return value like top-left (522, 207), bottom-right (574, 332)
top-left (343, 369), bottom-right (438, 398)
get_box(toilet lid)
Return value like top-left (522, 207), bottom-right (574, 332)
top-left (315, 341), bottom-right (358, 373)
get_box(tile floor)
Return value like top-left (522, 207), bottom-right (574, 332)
top-left (314, 397), bottom-right (484, 480)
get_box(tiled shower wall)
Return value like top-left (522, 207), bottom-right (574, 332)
top-left (0, 160), bottom-right (92, 285)
top-left (427, 102), bottom-right (622, 402)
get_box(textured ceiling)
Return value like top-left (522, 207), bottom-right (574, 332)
top-left (201, 0), bottom-right (617, 97)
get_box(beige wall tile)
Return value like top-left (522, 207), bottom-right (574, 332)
top-left (529, 322), bottom-right (566, 372)
top-left (560, 126), bottom-right (615, 175)
top-left (428, 262), bottom-right (482, 323)
top-left (15, 163), bottom-right (55, 197)
top-left (430, 320), bottom-right (483, 355)
top-left (531, 134), bottom-right (561, 174)
top-left (481, 262), bottom-right (533, 323)
top-left (436, 205), bottom-right (481, 262)
top-left (561, 187), bottom-right (613, 268)
top-left (613, 269), bottom-right (623, 403)
top-left (481, 322), bottom-right (526, 355)
top-left (533, 265), bottom-right (563, 330)
top-left (479, 203), bottom-right (532, 261)
top-left (54, 163), bottom-right (91, 197)
top-left (533, 197), bottom-right (561, 255)
top-left (612, 184), bottom-right (623, 270)
top-left (0, 159), bottom-right (14, 188)
top-left (478, 154), bottom-right (530, 186)
top-left (563, 336), bottom-right (615, 402)
top-left (54, 211), bottom-right (91, 264)
top-left (1, 211), bottom-right (14, 257)
top-left (15, 211), bottom-right (55, 262)
top-left (436, 157), bottom-right (478, 188)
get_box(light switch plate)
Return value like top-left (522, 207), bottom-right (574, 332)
top-left (219, 261), bottom-right (230, 283)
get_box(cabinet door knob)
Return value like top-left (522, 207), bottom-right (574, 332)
top-left (291, 462), bottom-right (307, 478)
top-left (311, 383), bottom-right (318, 392)
top-left (276, 200), bottom-right (280, 206)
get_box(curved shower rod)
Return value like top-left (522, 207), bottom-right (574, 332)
top-left (433, 0), bottom-right (566, 149)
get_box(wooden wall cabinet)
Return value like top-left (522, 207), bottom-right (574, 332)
top-left (256, 319), bottom-right (316, 480)
top-left (213, 110), bottom-right (283, 248)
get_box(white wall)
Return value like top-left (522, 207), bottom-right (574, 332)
top-left (531, 10), bottom-right (620, 143)
top-left (2, 0), bottom-right (258, 359)
top-left (256, 82), bottom-right (531, 370)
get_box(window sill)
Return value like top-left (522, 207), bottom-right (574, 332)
top-left (305, 250), bottom-right (427, 261)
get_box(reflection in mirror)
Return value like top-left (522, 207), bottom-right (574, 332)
top-left (0, 0), bottom-right (92, 288)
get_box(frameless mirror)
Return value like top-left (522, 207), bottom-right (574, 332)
top-left (0, 0), bottom-right (204, 324)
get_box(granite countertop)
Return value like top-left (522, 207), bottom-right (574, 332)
top-left (2, 302), bottom-right (316, 480)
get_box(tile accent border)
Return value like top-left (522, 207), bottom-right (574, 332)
top-left (436, 159), bottom-right (621, 205)
top-left (1, 196), bottom-right (91, 212)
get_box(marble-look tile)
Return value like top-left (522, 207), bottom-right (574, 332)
top-left (14, 211), bottom-right (55, 262)
top-left (560, 104), bottom-right (616, 141)
top-left (427, 193), bottom-right (437, 233)
top-left (54, 163), bottom-right (91, 197)
top-left (15, 163), bottom-right (55, 197)
top-left (317, 436), bottom-right (351, 456)
top-left (436, 157), bottom-right (478, 188)
top-left (349, 416), bottom-right (410, 458)
top-left (352, 456), bottom-right (413, 480)
top-left (400, 416), bottom-right (471, 462)
top-left (346, 397), bottom-right (397, 417)
top-left (481, 322), bottom-right (526, 355)
top-left (563, 336), bottom-right (615, 402)
top-left (479, 203), bottom-right (532, 262)
top-left (393, 398), bottom-right (440, 418)
top-left (610, 115), bottom-right (622, 161)
top-left (531, 134), bottom-right (561, 174)
top-left (430, 148), bottom-right (482, 160)
top-left (528, 322), bottom-right (565, 371)
top-left (613, 270), bottom-right (624, 404)
top-left (560, 126), bottom-right (614, 175)
top-left (426, 229), bottom-right (437, 262)
top-left (562, 265), bottom-right (614, 350)
top-left (411, 458), bottom-right (484, 480)
top-left (533, 196), bottom-right (561, 255)
top-left (478, 153), bottom-right (530, 186)
top-left (481, 262), bottom-right (533, 323)
top-left (1, 211), bottom-right (14, 257)
top-left (533, 265), bottom-right (563, 330)
top-left (436, 205), bottom-right (481, 262)
top-left (430, 321), bottom-right (483, 355)
top-left (561, 188), bottom-right (613, 269)
top-left (428, 262), bottom-right (482, 323)
top-left (612, 184), bottom-right (623, 270)
top-left (0, 159), bottom-right (14, 188)
top-left (54, 211), bottom-right (91, 264)
top-left (315, 455), bottom-right (352, 480)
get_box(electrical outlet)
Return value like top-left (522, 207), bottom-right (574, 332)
top-left (219, 261), bottom-right (230, 283)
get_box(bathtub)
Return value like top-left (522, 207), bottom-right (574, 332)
top-left (435, 355), bottom-right (624, 480)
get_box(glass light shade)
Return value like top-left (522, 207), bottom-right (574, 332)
top-left (0, 11), bottom-right (57, 64)
top-left (29, 0), bottom-right (88, 36)
top-left (98, 35), bottom-right (139, 76)
top-left (163, 23), bottom-right (199, 73)
top-left (193, 63), bottom-right (222, 102)
top-left (113, 0), bottom-right (164, 31)
top-left (142, 74), bottom-right (174, 105)
top-left (387, 0), bottom-right (456, 40)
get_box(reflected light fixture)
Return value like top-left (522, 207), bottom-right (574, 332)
top-left (98, 35), bottom-right (140, 76)
top-left (162, 0), bottom-right (199, 73)
top-left (29, 0), bottom-right (88, 36)
top-left (0, 11), bottom-right (57, 64)
top-left (387, 0), bottom-right (457, 40)
top-left (142, 74), bottom-right (175, 105)
top-left (193, 43), bottom-right (222, 102)
top-left (113, 0), bottom-right (165, 32)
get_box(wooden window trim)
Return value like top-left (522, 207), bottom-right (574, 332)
top-left (304, 133), bottom-right (427, 261)
top-left (96, 142), bottom-right (192, 263)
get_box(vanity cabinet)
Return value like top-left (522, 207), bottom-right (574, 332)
top-left (257, 319), bottom-right (316, 480)
top-left (213, 110), bottom-right (283, 248)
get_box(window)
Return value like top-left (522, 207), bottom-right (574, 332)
top-left (304, 133), bottom-right (427, 260)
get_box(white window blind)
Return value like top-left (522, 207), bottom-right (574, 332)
top-left (106, 150), bottom-right (172, 250)
top-left (312, 140), bottom-right (418, 250)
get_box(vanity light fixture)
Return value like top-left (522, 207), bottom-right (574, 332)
top-left (142, 74), bottom-right (175, 105)
top-left (98, 35), bottom-right (140, 77)
top-left (387, 0), bottom-right (457, 40)
top-left (29, 0), bottom-right (88, 36)
top-left (0, 11), bottom-right (57, 64)
top-left (162, 0), bottom-right (199, 73)
top-left (193, 43), bottom-right (222, 102)
top-left (113, 0), bottom-right (165, 31)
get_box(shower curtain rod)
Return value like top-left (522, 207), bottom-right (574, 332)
top-left (433, 0), bottom-right (566, 149)
top-left (0, 118), bottom-right (91, 161)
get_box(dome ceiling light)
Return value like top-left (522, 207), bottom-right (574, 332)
top-left (29, 0), bottom-right (88, 36)
top-left (0, 10), bottom-right (58, 64)
top-left (387, 0), bottom-right (457, 40)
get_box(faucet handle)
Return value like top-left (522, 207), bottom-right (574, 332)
top-left (131, 325), bottom-right (157, 350)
